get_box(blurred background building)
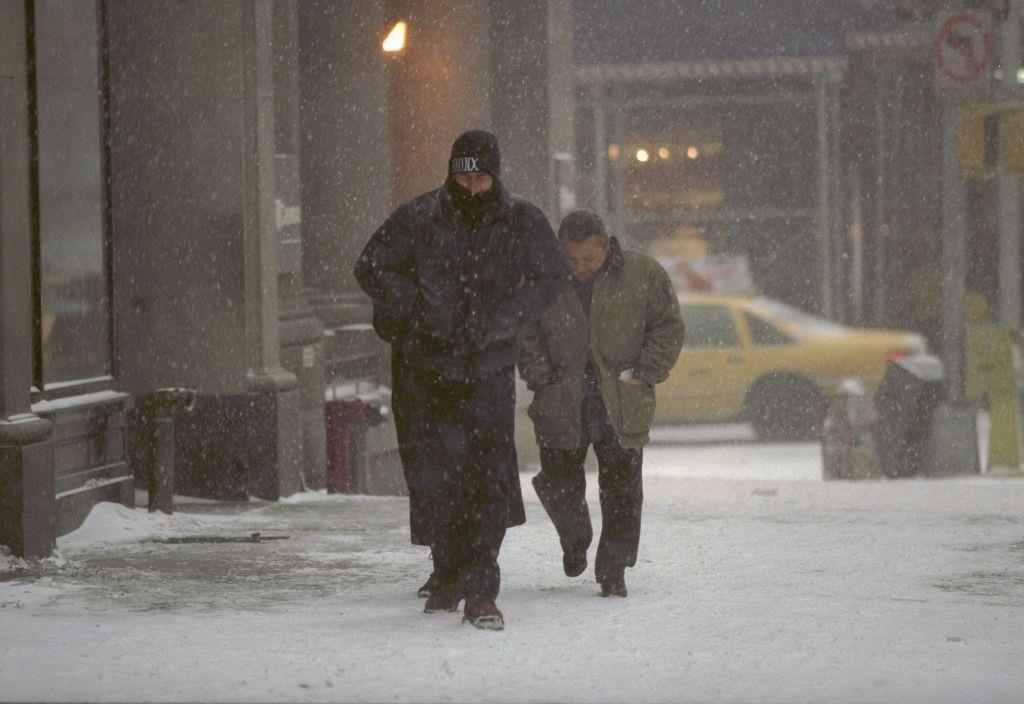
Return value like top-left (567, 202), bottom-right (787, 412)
top-left (573, 0), bottom-right (1022, 339)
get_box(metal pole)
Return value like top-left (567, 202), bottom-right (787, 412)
top-left (850, 172), bottom-right (865, 324)
top-left (997, 2), bottom-right (1022, 329)
top-left (941, 103), bottom-right (968, 405)
top-left (593, 83), bottom-right (608, 218)
top-left (830, 79), bottom-right (845, 322)
top-left (609, 96), bottom-right (626, 245)
top-left (815, 78), bottom-right (833, 318)
top-left (872, 69), bottom-right (888, 327)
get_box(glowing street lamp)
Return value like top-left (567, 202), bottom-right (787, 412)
top-left (383, 21), bottom-right (407, 52)
top-left (635, 149), bottom-right (650, 163)
top-left (658, 147), bottom-right (670, 159)
top-left (686, 146), bottom-right (700, 160)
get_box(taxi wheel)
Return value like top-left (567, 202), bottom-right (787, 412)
top-left (746, 375), bottom-right (821, 441)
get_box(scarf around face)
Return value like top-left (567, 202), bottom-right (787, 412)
top-left (446, 176), bottom-right (499, 221)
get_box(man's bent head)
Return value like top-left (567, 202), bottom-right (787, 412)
top-left (559, 209), bottom-right (610, 282)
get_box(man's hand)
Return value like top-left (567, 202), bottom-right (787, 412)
top-left (626, 377), bottom-right (651, 387)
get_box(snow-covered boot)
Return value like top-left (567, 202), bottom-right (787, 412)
top-left (463, 596), bottom-right (504, 630)
top-left (599, 577), bottom-right (627, 598)
top-left (417, 571), bottom-right (439, 598)
top-left (423, 580), bottom-right (461, 613)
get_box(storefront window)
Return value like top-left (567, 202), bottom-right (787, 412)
top-left (33, 0), bottom-right (111, 388)
top-left (616, 104), bottom-right (726, 218)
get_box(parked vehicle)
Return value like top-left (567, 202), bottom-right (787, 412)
top-left (657, 294), bottom-right (927, 439)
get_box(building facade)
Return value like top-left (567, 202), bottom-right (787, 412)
top-left (1, 0), bottom-right (574, 558)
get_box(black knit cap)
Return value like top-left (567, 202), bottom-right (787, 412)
top-left (449, 129), bottom-right (501, 178)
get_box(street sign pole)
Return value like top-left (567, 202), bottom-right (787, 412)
top-left (941, 103), bottom-right (968, 406)
top-left (997, 3), bottom-right (1022, 329)
top-left (929, 11), bottom-right (990, 475)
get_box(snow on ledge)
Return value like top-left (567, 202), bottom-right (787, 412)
top-left (32, 390), bottom-right (130, 414)
top-left (57, 502), bottom-right (251, 552)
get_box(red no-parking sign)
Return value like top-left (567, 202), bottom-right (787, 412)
top-left (934, 11), bottom-right (993, 102)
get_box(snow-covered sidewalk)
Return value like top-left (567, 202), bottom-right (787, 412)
top-left (2, 439), bottom-right (1024, 703)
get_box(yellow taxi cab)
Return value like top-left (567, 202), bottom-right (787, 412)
top-left (657, 294), bottom-right (927, 439)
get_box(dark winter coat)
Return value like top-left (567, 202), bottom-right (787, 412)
top-left (354, 181), bottom-right (569, 383)
top-left (517, 238), bottom-right (685, 449)
top-left (355, 180), bottom-right (568, 545)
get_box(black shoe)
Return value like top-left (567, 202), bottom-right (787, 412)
top-left (562, 548), bottom-right (587, 577)
top-left (599, 577), bottom-right (627, 598)
top-left (417, 572), bottom-right (439, 598)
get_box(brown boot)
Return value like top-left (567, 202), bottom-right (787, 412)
top-left (423, 580), bottom-right (462, 613)
top-left (562, 547), bottom-right (588, 577)
top-left (462, 596), bottom-right (504, 630)
top-left (599, 577), bottom-right (628, 598)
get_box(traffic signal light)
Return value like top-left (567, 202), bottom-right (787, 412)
top-left (959, 102), bottom-right (1024, 176)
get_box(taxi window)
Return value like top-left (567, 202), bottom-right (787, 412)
top-left (681, 305), bottom-right (740, 348)
top-left (744, 312), bottom-right (793, 346)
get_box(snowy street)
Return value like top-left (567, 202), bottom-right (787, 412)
top-left (6, 1), bottom-right (1024, 702)
top-left (3, 431), bottom-right (1023, 703)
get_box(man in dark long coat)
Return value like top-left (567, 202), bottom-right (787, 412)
top-left (354, 130), bottom-right (568, 630)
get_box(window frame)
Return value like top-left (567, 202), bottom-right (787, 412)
top-left (27, 0), bottom-right (117, 403)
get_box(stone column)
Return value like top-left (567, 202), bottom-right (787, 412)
top-left (241, 0), bottom-right (304, 498)
top-left (0, 1), bottom-right (56, 558)
top-left (107, 0), bottom-right (301, 501)
top-left (489, 0), bottom-right (575, 220)
top-left (272, 0), bottom-right (326, 490)
top-left (297, 1), bottom-right (397, 493)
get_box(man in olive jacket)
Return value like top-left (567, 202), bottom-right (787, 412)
top-left (517, 209), bottom-right (684, 597)
top-left (354, 130), bottom-right (568, 629)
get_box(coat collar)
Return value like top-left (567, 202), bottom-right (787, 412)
top-left (587, 237), bottom-right (625, 324)
top-left (562, 236), bottom-right (627, 335)
top-left (605, 236), bottom-right (626, 272)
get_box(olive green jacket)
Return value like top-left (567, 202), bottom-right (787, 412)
top-left (516, 239), bottom-right (684, 449)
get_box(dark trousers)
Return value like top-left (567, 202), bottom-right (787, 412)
top-left (534, 440), bottom-right (643, 582)
top-left (403, 367), bottom-right (518, 600)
